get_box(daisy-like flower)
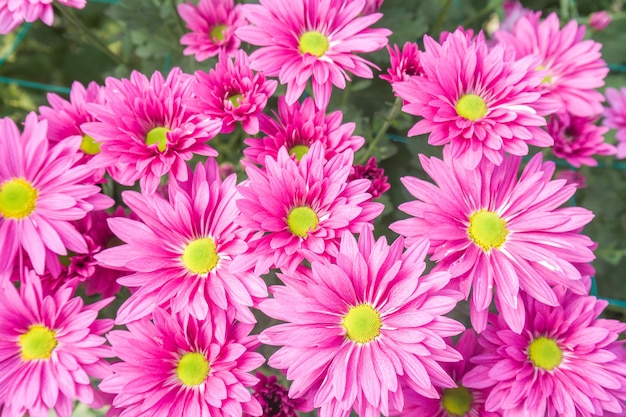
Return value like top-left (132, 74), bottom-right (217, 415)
top-left (0, 113), bottom-right (113, 277)
top-left (361, 0), bottom-right (384, 15)
top-left (82, 68), bottom-right (222, 194)
top-left (236, 0), bottom-right (391, 109)
top-left (603, 87), bottom-right (626, 158)
top-left (248, 373), bottom-right (311, 417)
top-left (390, 149), bottom-right (596, 333)
top-left (380, 42), bottom-right (422, 85)
top-left (260, 229), bottom-right (464, 417)
top-left (399, 330), bottom-right (500, 417)
top-left (463, 289), bottom-right (626, 417)
top-left (494, 12), bottom-right (608, 117)
top-left (589, 11), bottom-right (611, 31)
top-left (0, 271), bottom-right (113, 417)
top-left (191, 50), bottom-right (277, 135)
top-left (95, 158), bottom-right (266, 324)
top-left (178, 0), bottom-right (247, 62)
top-left (235, 142), bottom-right (383, 274)
top-left (243, 96), bottom-right (364, 165)
top-left (348, 156), bottom-right (390, 199)
top-left (548, 112), bottom-right (615, 167)
top-left (100, 307), bottom-right (264, 417)
top-left (0, 0), bottom-right (85, 34)
top-left (393, 29), bottom-right (555, 170)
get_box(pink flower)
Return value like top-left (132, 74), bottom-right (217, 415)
top-left (555, 170), bottom-right (587, 189)
top-left (603, 87), bottom-right (626, 158)
top-left (399, 330), bottom-right (500, 417)
top-left (235, 142), bottom-right (383, 274)
top-left (0, 271), bottom-right (113, 417)
top-left (548, 112), bottom-right (615, 167)
top-left (191, 50), bottom-right (277, 135)
top-left (589, 11), bottom-right (612, 31)
top-left (243, 96), bottom-right (364, 165)
top-left (178, 0), bottom-right (247, 61)
top-left (463, 290), bottom-right (626, 417)
top-left (236, 0), bottom-right (391, 109)
top-left (0, 113), bottom-right (113, 277)
top-left (0, 0), bottom-right (85, 34)
top-left (95, 159), bottom-right (266, 324)
top-left (348, 156), bottom-right (390, 199)
top-left (248, 373), bottom-right (311, 417)
top-left (361, 0), bottom-right (383, 15)
top-left (497, 0), bottom-right (533, 33)
top-left (82, 68), bottom-right (222, 194)
top-left (390, 150), bottom-right (595, 333)
top-left (100, 308), bottom-right (264, 417)
top-left (260, 229), bottom-right (464, 417)
top-left (494, 12), bottom-right (608, 117)
top-left (380, 42), bottom-right (422, 85)
top-left (393, 29), bottom-right (555, 170)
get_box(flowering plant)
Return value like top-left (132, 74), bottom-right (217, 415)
top-left (1, 0), bottom-right (626, 416)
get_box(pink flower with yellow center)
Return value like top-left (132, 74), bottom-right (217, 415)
top-left (236, 0), bottom-right (391, 109)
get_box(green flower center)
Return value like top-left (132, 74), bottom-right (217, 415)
top-left (455, 94), bottom-right (487, 121)
top-left (210, 24), bottom-right (227, 43)
top-left (528, 337), bottom-right (562, 371)
top-left (176, 352), bottom-right (210, 386)
top-left (19, 325), bottom-right (57, 361)
top-left (342, 304), bottom-right (381, 344)
top-left (289, 144), bottom-right (310, 161)
top-left (287, 206), bottom-right (319, 238)
top-left (227, 93), bottom-right (243, 108)
top-left (80, 134), bottom-right (101, 155)
top-left (467, 210), bottom-right (508, 252)
top-left (145, 126), bottom-right (170, 153)
top-left (441, 386), bottom-right (473, 416)
top-left (182, 238), bottom-right (219, 274)
top-left (0, 178), bottom-right (38, 219)
top-left (299, 31), bottom-right (329, 57)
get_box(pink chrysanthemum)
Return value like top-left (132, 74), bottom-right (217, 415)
top-left (390, 150), bottom-right (595, 333)
top-left (497, 0), bottom-right (532, 33)
top-left (361, 0), bottom-right (384, 15)
top-left (0, 113), bottom-right (113, 277)
top-left (235, 142), bottom-right (383, 274)
top-left (248, 373), bottom-right (311, 417)
top-left (82, 68), bottom-right (222, 194)
top-left (191, 50), bottom-right (277, 135)
top-left (260, 229), bottom-right (464, 417)
top-left (463, 289), bottom-right (626, 417)
top-left (0, 271), bottom-right (113, 417)
top-left (95, 158), bottom-right (266, 324)
top-left (548, 112), bottom-right (615, 167)
top-left (236, 0), bottom-right (391, 109)
top-left (380, 42), bottom-right (422, 85)
top-left (243, 96), bottom-right (364, 165)
top-left (0, 0), bottom-right (85, 34)
top-left (494, 12), bottom-right (608, 117)
top-left (399, 330), bottom-right (500, 417)
top-left (178, 0), bottom-right (247, 62)
top-left (100, 308), bottom-right (264, 417)
top-left (589, 11), bottom-right (612, 31)
top-left (393, 29), bottom-right (555, 170)
top-left (603, 87), bottom-right (626, 158)
top-left (348, 156), bottom-right (390, 199)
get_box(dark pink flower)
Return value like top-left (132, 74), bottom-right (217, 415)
top-left (348, 157), bottom-right (390, 199)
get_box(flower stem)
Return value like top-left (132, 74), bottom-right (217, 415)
top-left (54, 5), bottom-right (125, 66)
top-left (170, 0), bottom-right (187, 37)
top-left (358, 96), bottom-right (403, 165)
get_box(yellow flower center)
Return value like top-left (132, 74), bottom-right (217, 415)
top-left (467, 210), bottom-right (508, 252)
top-left (342, 304), bottom-right (382, 344)
top-left (80, 134), bottom-right (102, 155)
top-left (289, 144), bottom-right (310, 161)
top-left (455, 94), bottom-right (488, 121)
top-left (528, 337), bottom-right (562, 371)
top-left (210, 24), bottom-right (227, 43)
top-left (145, 126), bottom-right (170, 152)
top-left (227, 93), bottom-right (243, 108)
top-left (441, 385), bottom-right (473, 416)
top-left (299, 31), bottom-right (329, 57)
top-left (536, 65), bottom-right (553, 84)
top-left (182, 238), bottom-right (219, 274)
top-left (287, 206), bottom-right (319, 238)
top-left (176, 352), bottom-right (210, 387)
top-left (0, 178), bottom-right (38, 219)
top-left (19, 325), bottom-right (57, 361)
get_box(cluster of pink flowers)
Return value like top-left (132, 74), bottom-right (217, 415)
top-left (1, 0), bottom-right (626, 417)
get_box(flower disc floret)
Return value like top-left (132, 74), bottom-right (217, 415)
top-left (287, 206), bottom-right (319, 238)
top-left (80, 135), bottom-right (102, 155)
top-left (342, 304), bottom-right (381, 344)
top-left (145, 126), bottom-right (170, 152)
top-left (182, 238), bottom-right (219, 274)
top-left (19, 325), bottom-right (57, 361)
top-left (467, 210), bottom-right (508, 251)
top-left (210, 24), bottom-right (227, 42)
top-left (289, 144), bottom-right (310, 161)
top-left (456, 94), bottom-right (487, 121)
top-left (0, 178), bottom-right (38, 219)
top-left (299, 31), bottom-right (329, 57)
top-left (176, 352), bottom-right (210, 386)
top-left (528, 337), bottom-right (562, 371)
top-left (441, 386), bottom-right (473, 416)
